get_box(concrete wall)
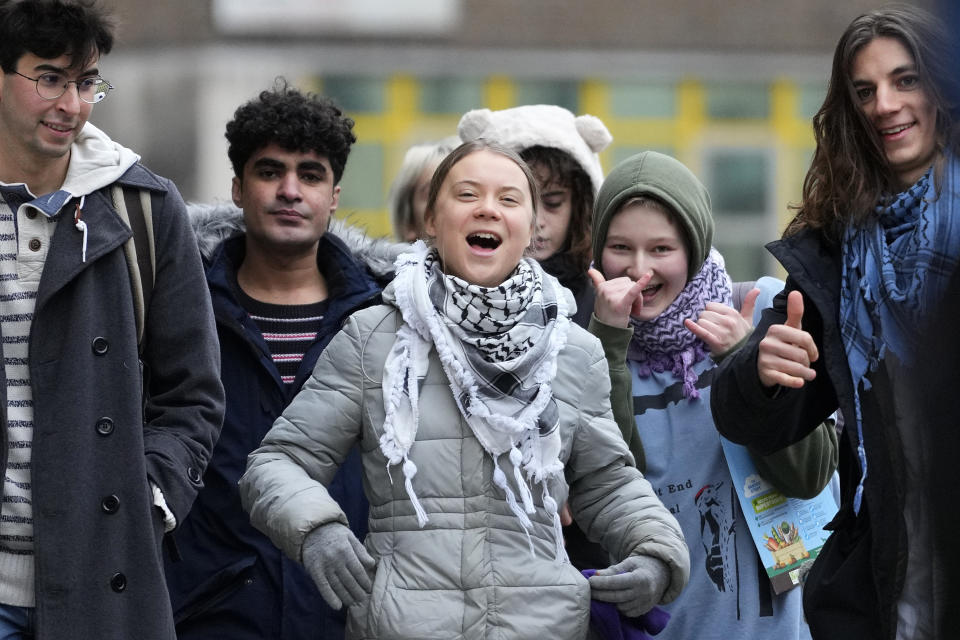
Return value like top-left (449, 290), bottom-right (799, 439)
top-left (104, 0), bottom-right (935, 51)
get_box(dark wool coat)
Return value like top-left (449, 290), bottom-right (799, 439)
top-left (711, 228), bottom-right (906, 640)
top-left (166, 229), bottom-right (382, 640)
top-left (11, 163), bottom-right (224, 638)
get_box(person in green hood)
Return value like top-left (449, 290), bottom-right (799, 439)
top-left (586, 151), bottom-right (838, 640)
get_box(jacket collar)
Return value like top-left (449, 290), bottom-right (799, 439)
top-left (207, 231), bottom-right (381, 326)
top-left (28, 160), bottom-right (171, 313)
top-left (35, 186), bottom-right (134, 315)
top-left (767, 228), bottom-right (842, 302)
top-left (188, 201), bottom-right (408, 281)
top-left (112, 163), bottom-right (168, 192)
top-left (206, 232), bottom-right (381, 391)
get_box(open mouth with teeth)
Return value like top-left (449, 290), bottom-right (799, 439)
top-left (880, 122), bottom-right (915, 137)
top-left (43, 121), bottom-right (74, 134)
top-left (641, 282), bottom-right (662, 301)
top-left (467, 232), bottom-right (502, 252)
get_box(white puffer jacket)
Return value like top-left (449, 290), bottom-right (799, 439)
top-left (240, 283), bottom-right (690, 640)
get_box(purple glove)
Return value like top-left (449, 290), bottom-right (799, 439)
top-left (583, 568), bottom-right (671, 640)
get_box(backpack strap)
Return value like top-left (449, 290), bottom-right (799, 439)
top-left (111, 185), bottom-right (155, 352)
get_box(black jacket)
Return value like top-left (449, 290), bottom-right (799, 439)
top-left (165, 232), bottom-right (381, 639)
top-left (539, 252), bottom-right (595, 329)
top-left (710, 227), bottom-right (906, 640)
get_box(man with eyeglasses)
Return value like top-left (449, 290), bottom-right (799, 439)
top-left (0, 2), bottom-right (224, 639)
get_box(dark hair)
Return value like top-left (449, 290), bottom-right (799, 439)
top-left (226, 78), bottom-right (356, 184)
top-left (424, 139), bottom-right (540, 231)
top-left (0, 0), bottom-right (114, 73)
top-left (520, 145), bottom-right (595, 272)
top-left (788, 4), bottom-right (960, 240)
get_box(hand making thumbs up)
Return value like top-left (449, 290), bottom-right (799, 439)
top-left (756, 290), bottom-right (819, 388)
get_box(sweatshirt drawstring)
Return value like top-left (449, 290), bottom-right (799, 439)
top-left (74, 195), bottom-right (88, 262)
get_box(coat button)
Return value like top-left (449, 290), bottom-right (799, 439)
top-left (187, 467), bottom-right (202, 484)
top-left (95, 417), bottom-right (114, 436)
top-left (91, 337), bottom-right (109, 355)
top-left (101, 495), bottom-right (120, 514)
top-left (110, 572), bottom-right (126, 593)
top-left (28, 238), bottom-right (41, 252)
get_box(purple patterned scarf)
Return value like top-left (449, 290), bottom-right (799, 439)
top-left (626, 248), bottom-right (732, 398)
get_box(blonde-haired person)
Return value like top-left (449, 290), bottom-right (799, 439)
top-left (388, 136), bottom-right (459, 241)
top-left (240, 140), bottom-right (689, 639)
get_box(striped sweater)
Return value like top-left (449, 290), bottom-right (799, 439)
top-left (0, 185), bottom-right (59, 607)
top-left (235, 287), bottom-right (330, 386)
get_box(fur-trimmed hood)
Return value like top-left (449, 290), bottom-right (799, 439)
top-left (186, 201), bottom-right (408, 278)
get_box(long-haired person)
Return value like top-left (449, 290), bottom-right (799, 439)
top-left (710, 6), bottom-right (960, 639)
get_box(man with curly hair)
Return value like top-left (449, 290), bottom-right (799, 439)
top-left (164, 81), bottom-right (382, 639)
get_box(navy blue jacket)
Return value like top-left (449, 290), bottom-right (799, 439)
top-left (165, 232), bottom-right (381, 639)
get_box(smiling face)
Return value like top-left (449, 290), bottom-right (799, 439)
top-left (600, 201), bottom-right (690, 322)
top-left (425, 149), bottom-right (534, 287)
top-left (0, 53), bottom-right (97, 183)
top-left (529, 175), bottom-right (572, 261)
top-left (851, 36), bottom-right (939, 189)
top-left (232, 143), bottom-right (340, 256)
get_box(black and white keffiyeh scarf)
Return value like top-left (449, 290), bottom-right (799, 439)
top-left (381, 242), bottom-right (571, 559)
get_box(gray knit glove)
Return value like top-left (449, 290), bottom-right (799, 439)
top-left (302, 522), bottom-right (376, 610)
top-left (588, 554), bottom-right (671, 617)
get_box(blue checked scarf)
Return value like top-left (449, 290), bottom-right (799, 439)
top-left (840, 155), bottom-right (960, 513)
top-left (381, 243), bottom-right (571, 559)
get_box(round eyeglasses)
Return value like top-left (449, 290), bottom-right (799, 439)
top-left (13, 71), bottom-right (114, 104)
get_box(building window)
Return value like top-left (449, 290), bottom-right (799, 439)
top-left (609, 82), bottom-right (675, 118)
top-left (706, 83), bottom-right (769, 119)
top-left (514, 80), bottom-right (579, 113)
top-left (799, 83), bottom-right (827, 120)
top-left (420, 77), bottom-right (484, 114)
top-left (338, 143), bottom-right (384, 211)
top-left (321, 76), bottom-right (385, 113)
top-left (710, 151), bottom-right (768, 214)
top-left (704, 148), bottom-right (775, 281)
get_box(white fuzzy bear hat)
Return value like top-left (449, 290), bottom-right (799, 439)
top-left (457, 105), bottom-right (613, 194)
